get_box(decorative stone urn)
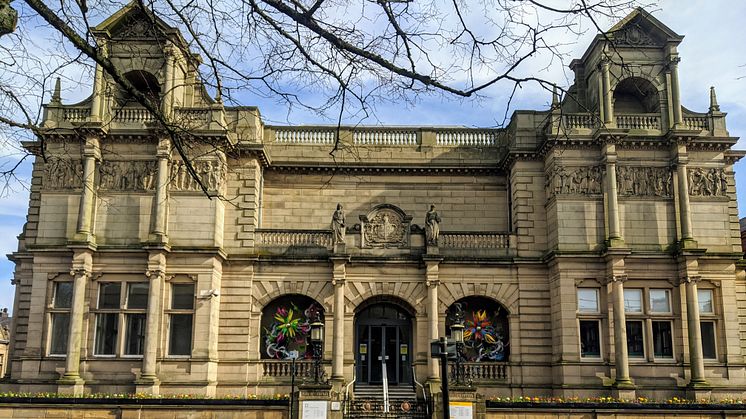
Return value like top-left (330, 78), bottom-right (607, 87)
top-left (0, 0), bottom-right (17, 37)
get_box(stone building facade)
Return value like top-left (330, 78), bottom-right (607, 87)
top-left (4, 5), bottom-right (746, 401)
top-left (0, 308), bottom-right (10, 378)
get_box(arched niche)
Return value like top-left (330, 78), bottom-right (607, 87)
top-left (446, 296), bottom-right (510, 362)
top-left (260, 294), bottom-right (325, 360)
top-left (613, 77), bottom-right (660, 113)
top-left (116, 69), bottom-right (162, 106)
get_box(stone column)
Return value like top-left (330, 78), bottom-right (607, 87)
top-left (601, 58), bottom-right (614, 126)
top-left (669, 56), bottom-right (683, 128)
top-left (162, 44), bottom-right (176, 118)
top-left (673, 142), bottom-right (697, 248)
top-left (331, 257), bottom-right (347, 383)
top-left (683, 275), bottom-right (707, 386)
top-left (58, 250), bottom-right (93, 395)
top-left (137, 251), bottom-right (167, 394)
top-left (609, 274), bottom-right (633, 395)
top-left (424, 257), bottom-right (443, 383)
top-left (73, 137), bottom-right (100, 244)
top-left (89, 40), bottom-right (107, 122)
top-left (149, 137), bottom-right (170, 244)
top-left (602, 142), bottom-right (624, 247)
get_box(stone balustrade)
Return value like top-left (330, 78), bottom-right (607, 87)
top-left (354, 129), bottom-right (418, 145)
top-left (436, 130), bottom-right (500, 146)
top-left (683, 116), bottom-right (708, 131)
top-left (561, 113), bottom-right (597, 130)
top-left (450, 362), bottom-right (509, 382)
top-left (439, 232), bottom-right (511, 249)
top-left (256, 229), bottom-right (333, 248)
top-left (260, 360), bottom-right (315, 379)
top-left (174, 107), bottom-right (212, 128)
top-left (62, 107), bottom-right (91, 123)
top-left (112, 107), bottom-right (156, 124)
top-left (274, 127), bottom-right (336, 144)
top-left (616, 114), bottom-right (661, 130)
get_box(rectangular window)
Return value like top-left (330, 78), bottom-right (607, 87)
top-left (94, 313), bottom-right (118, 355)
top-left (624, 289), bottom-right (643, 313)
top-left (168, 283), bottom-right (194, 356)
top-left (127, 283), bottom-right (149, 309)
top-left (626, 320), bottom-right (645, 358)
top-left (698, 289), bottom-right (714, 314)
top-left (577, 289), bottom-right (599, 313)
top-left (652, 321), bottom-right (673, 358)
top-left (125, 314), bottom-right (146, 355)
top-left (701, 321), bottom-right (717, 359)
top-left (579, 320), bottom-right (601, 358)
top-left (49, 313), bottom-right (70, 355)
top-left (649, 289), bottom-right (671, 313)
top-left (53, 282), bottom-right (73, 308)
top-left (98, 283), bottom-right (121, 309)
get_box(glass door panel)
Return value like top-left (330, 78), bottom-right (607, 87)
top-left (370, 326), bottom-right (383, 383)
top-left (385, 326), bottom-right (398, 385)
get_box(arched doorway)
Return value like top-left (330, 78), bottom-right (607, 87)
top-left (355, 300), bottom-right (413, 385)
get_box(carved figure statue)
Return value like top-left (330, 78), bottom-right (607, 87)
top-left (425, 204), bottom-right (441, 245)
top-left (331, 203), bottom-right (346, 244)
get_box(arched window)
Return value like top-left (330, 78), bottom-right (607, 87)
top-left (260, 294), bottom-right (324, 360)
top-left (613, 77), bottom-right (660, 113)
top-left (446, 296), bottom-right (509, 362)
top-left (117, 70), bottom-right (161, 106)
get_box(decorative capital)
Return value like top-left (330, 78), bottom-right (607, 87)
top-left (680, 275), bottom-right (701, 285)
top-left (331, 276), bottom-right (346, 286)
top-left (608, 274), bottom-right (627, 284)
top-left (145, 269), bottom-right (166, 280)
top-left (69, 267), bottom-right (90, 279)
top-left (426, 278), bottom-right (440, 288)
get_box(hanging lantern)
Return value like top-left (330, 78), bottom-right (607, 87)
top-left (0, 0), bottom-right (17, 37)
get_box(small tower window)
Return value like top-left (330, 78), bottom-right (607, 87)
top-left (613, 77), bottom-right (660, 113)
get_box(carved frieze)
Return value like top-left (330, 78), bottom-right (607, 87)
top-left (612, 25), bottom-right (660, 47)
top-left (98, 160), bottom-right (157, 191)
top-left (359, 204), bottom-right (412, 248)
top-left (546, 165), bottom-right (602, 198)
top-left (688, 167), bottom-right (728, 197)
top-left (169, 160), bottom-right (227, 192)
top-left (43, 158), bottom-right (83, 190)
top-left (616, 166), bottom-right (672, 198)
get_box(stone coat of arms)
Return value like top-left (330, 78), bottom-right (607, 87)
top-left (359, 204), bottom-right (412, 248)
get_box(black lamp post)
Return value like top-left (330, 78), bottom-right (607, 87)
top-left (450, 323), bottom-right (465, 386)
top-left (309, 320), bottom-right (325, 384)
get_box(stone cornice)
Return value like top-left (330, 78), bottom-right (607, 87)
top-left (266, 165), bottom-right (502, 176)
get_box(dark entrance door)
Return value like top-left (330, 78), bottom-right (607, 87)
top-left (356, 303), bottom-right (411, 385)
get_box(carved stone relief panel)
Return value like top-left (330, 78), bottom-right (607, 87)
top-left (169, 159), bottom-right (227, 192)
top-left (359, 204), bottom-right (413, 248)
top-left (546, 165), bottom-right (603, 198)
top-left (688, 167), bottom-right (728, 197)
top-left (98, 160), bottom-right (157, 191)
top-left (616, 166), bottom-right (672, 198)
top-left (43, 158), bottom-right (83, 190)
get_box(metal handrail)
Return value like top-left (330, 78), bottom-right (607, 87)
top-left (382, 359), bottom-right (390, 413)
top-left (412, 364), bottom-right (428, 415)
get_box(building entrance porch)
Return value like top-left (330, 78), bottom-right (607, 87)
top-left (355, 302), bottom-right (413, 386)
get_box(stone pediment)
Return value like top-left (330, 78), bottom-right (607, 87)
top-left (607, 8), bottom-right (683, 47)
top-left (359, 204), bottom-right (413, 249)
top-left (93, 2), bottom-right (177, 40)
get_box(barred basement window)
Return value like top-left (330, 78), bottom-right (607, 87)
top-left (168, 283), bottom-right (194, 356)
top-left (49, 281), bottom-right (73, 356)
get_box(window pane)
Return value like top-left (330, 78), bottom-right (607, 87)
top-left (125, 314), bottom-right (146, 355)
top-left (98, 283), bottom-right (121, 309)
top-left (172, 284), bottom-right (194, 310)
top-left (53, 282), bottom-right (73, 309)
top-left (577, 289), bottom-right (599, 312)
top-left (169, 314), bottom-right (193, 356)
top-left (626, 321), bottom-right (644, 358)
top-left (623, 289), bottom-right (642, 313)
top-left (652, 321), bottom-right (673, 358)
top-left (649, 289), bottom-right (671, 313)
top-left (698, 289), bottom-right (714, 314)
top-left (50, 313), bottom-right (70, 355)
top-left (701, 322), bottom-right (716, 359)
top-left (95, 313), bottom-right (118, 355)
top-left (579, 320), bottom-right (601, 358)
top-left (127, 283), bottom-right (149, 309)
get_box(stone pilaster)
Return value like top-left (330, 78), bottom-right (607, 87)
top-left (136, 251), bottom-right (167, 394)
top-left (330, 256), bottom-right (348, 386)
top-left (606, 252), bottom-right (634, 398)
top-left (148, 137), bottom-right (170, 245)
top-left (424, 256), bottom-right (443, 385)
top-left (669, 55), bottom-right (683, 128)
top-left (72, 136), bottom-right (100, 244)
top-left (600, 58), bottom-right (614, 127)
top-left (682, 275), bottom-right (707, 388)
top-left (602, 141), bottom-right (624, 248)
top-left (161, 44), bottom-right (176, 118)
top-left (57, 250), bottom-right (93, 396)
top-left (672, 141), bottom-right (697, 249)
top-left (89, 40), bottom-right (106, 122)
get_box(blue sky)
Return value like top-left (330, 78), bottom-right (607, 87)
top-left (1, 0), bottom-right (745, 312)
